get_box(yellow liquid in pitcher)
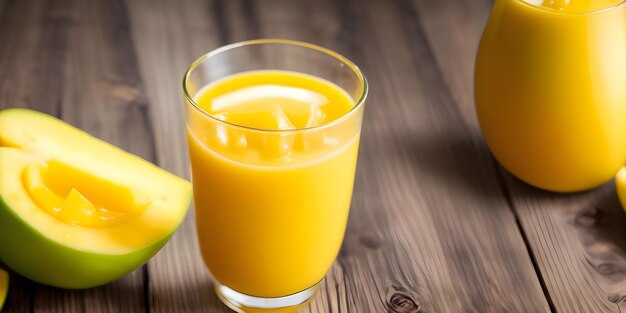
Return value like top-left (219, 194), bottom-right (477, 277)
top-left (526, 0), bottom-right (623, 12)
top-left (475, 0), bottom-right (626, 191)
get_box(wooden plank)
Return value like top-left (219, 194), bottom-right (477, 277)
top-left (0, 0), bottom-right (150, 312)
top-left (410, 0), bottom-right (492, 131)
top-left (0, 0), bottom-right (62, 312)
top-left (0, 0), bottom-right (55, 114)
top-left (507, 179), bottom-right (626, 313)
top-left (414, 0), bottom-right (626, 312)
top-left (124, 0), bottom-right (229, 311)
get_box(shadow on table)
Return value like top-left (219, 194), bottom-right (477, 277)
top-left (402, 126), bottom-right (626, 249)
top-left (149, 278), bottom-right (231, 312)
top-left (400, 128), bottom-right (507, 202)
top-left (17, 271), bottom-right (231, 312)
top-left (1, 269), bottom-right (35, 312)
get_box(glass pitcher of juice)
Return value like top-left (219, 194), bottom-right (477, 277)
top-left (475, 0), bottom-right (626, 192)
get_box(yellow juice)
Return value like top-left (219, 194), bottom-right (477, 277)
top-left (187, 70), bottom-right (361, 297)
top-left (475, 0), bottom-right (626, 192)
top-left (525, 0), bottom-right (624, 12)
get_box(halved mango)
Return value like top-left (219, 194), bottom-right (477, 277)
top-left (0, 268), bottom-right (7, 310)
top-left (617, 167), bottom-right (626, 213)
top-left (0, 108), bottom-right (191, 288)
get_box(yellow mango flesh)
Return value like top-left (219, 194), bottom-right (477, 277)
top-left (23, 161), bottom-right (150, 227)
top-left (0, 268), bottom-right (7, 310)
top-left (0, 109), bottom-right (191, 254)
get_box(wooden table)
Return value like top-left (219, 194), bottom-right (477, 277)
top-left (1, 0), bottom-right (625, 312)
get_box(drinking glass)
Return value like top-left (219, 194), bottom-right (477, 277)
top-left (183, 39), bottom-right (367, 312)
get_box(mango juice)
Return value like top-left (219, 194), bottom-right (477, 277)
top-left (475, 0), bottom-right (626, 192)
top-left (186, 70), bottom-right (362, 297)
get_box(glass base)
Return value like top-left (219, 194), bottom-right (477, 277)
top-left (214, 280), bottom-right (319, 313)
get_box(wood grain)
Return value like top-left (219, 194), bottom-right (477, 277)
top-left (125, 0), bottom-right (227, 311)
top-left (0, 0), bottom-right (149, 311)
top-left (0, 0), bottom-right (46, 311)
top-left (0, 0), bottom-right (624, 312)
top-left (508, 179), bottom-right (626, 313)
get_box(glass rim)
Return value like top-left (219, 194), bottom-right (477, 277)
top-left (515, 0), bottom-right (626, 15)
top-left (182, 39), bottom-right (368, 134)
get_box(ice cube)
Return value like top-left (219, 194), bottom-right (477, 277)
top-left (323, 136), bottom-right (339, 145)
top-left (235, 133), bottom-right (247, 148)
top-left (216, 124), bottom-right (229, 145)
top-left (259, 105), bottom-right (296, 158)
top-left (213, 103), bottom-right (295, 131)
top-left (306, 105), bottom-right (326, 128)
top-left (211, 85), bottom-right (328, 112)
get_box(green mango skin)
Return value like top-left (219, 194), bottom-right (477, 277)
top-left (0, 268), bottom-right (6, 310)
top-left (0, 196), bottom-right (177, 289)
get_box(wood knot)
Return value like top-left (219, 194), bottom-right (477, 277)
top-left (110, 84), bottom-right (141, 103)
top-left (100, 80), bottom-right (142, 105)
top-left (575, 207), bottom-right (605, 227)
top-left (608, 294), bottom-right (626, 303)
top-left (595, 263), bottom-right (623, 276)
top-left (387, 293), bottom-right (419, 313)
top-left (359, 235), bottom-right (381, 250)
